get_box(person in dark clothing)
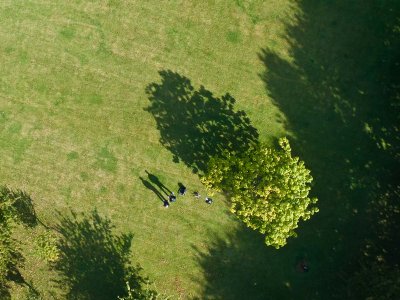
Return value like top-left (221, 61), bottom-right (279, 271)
top-left (169, 192), bottom-right (176, 202)
top-left (178, 184), bottom-right (187, 195)
top-left (296, 258), bottom-right (310, 273)
top-left (300, 261), bottom-right (309, 272)
top-left (193, 191), bottom-right (200, 198)
top-left (205, 197), bottom-right (213, 204)
top-left (163, 199), bottom-right (169, 208)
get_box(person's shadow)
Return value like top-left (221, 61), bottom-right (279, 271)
top-left (145, 170), bottom-right (172, 196)
top-left (139, 177), bottom-right (165, 203)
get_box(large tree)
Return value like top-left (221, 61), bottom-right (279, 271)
top-left (201, 137), bottom-right (318, 248)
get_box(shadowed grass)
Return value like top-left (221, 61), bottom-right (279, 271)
top-left (145, 70), bottom-right (259, 173)
top-left (257, 0), bottom-right (400, 298)
top-left (53, 209), bottom-right (150, 300)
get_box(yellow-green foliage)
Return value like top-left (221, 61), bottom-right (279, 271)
top-left (117, 281), bottom-right (160, 300)
top-left (202, 137), bottom-right (318, 248)
top-left (34, 231), bottom-right (60, 263)
top-left (0, 220), bottom-right (16, 298)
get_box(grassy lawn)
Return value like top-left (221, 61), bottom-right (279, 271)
top-left (1, 0), bottom-right (398, 299)
top-left (0, 1), bottom-right (289, 298)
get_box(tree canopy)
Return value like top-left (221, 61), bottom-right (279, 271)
top-left (201, 137), bottom-right (318, 248)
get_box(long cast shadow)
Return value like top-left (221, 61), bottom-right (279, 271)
top-left (145, 170), bottom-right (171, 196)
top-left (53, 209), bottom-right (148, 300)
top-left (145, 70), bottom-right (259, 173)
top-left (257, 1), bottom-right (400, 298)
top-left (139, 176), bottom-right (165, 203)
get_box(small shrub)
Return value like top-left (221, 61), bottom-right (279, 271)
top-left (34, 231), bottom-right (60, 263)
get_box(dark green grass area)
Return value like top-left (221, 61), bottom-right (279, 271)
top-left (1, 0), bottom-right (399, 299)
top-left (256, 1), bottom-right (400, 299)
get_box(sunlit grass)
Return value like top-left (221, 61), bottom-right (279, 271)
top-left (0, 0), bottom-right (294, 298)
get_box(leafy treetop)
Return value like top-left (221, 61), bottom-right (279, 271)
top-left (201, 137), bottom-right (318, 248)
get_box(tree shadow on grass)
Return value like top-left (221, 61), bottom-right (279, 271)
top-left (258, 0), bottom-right (400, 298)
top-left (0, 186), bottom-right (38, 228)
top-left (145, 70), bottom-right (259, 173)
top-left (53, 209), bottom-right (148, 300)
top-left (0, 187), bottom-right (38, 299)
top-left (192, 224), bottom-right (320, 300)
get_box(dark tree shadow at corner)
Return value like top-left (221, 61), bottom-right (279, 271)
top-left (145, 70), bottom-right (259, 173)
top-left (191, 225), bottom-right (316, 300)
top-left (258, 1), bottom-right (400, 299)
top-left (53, 209), bottom-right (148, 300)
top-left (0, 187), bottom-right (38, 299)
top-left (0, 186), bottom-right (38, 228)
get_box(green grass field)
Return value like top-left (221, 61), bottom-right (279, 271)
top-left (1, 0), bottom-right (399, 299)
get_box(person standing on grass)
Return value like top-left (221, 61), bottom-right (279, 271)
top-left (178, 184), bottom-right (187, 195)
top-left (205, 197), bottom-right (213, 204)
top-left (163, 199), bottom-right (169, 208)
top-left (169, 192), bottom-right (176, 202)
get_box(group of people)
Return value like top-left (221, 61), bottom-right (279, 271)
top-left (163, 184), bottom-right (213, 208)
